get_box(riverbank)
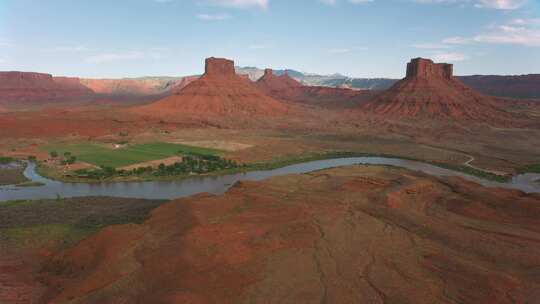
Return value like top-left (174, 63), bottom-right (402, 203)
top-left (0, 162), bottom-right (29, 186)
top-left (33, 151), bottom-right (512, 184)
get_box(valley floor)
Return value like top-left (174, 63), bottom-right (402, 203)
top-left (0, 103), bottom-right (540, 303)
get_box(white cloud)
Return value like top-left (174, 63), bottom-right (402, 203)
top-left (41, 45), bottom-right (90, 52)
top-left (413, 43), bottom-right (453, 49)
top-left (443, 36), bottom-right (472, 44)
top-left (414, 0), bottom-right (527, 10)
top-left (0, 39), bottom-right (13, 47)
top-left (328, 46), bottom-right (367, 53)
top-left (511, 18), bottom-right (540, 25)
top-left (248, 44), bottom-right (268, 49)
top-left (443, 20), bottom-right (540, 47)
top-left (203, 0), bottom-right (268, 9)
top-left (197, 13), bottom-right (232, 20)
top-left (320, 0), bottom-right (373, 4)
top-left (475, 0), bottom-right (526, 9)
top-left (474, 25), bottom-right (540, 46)
top-left (85, 52), bottom-right (146, 64)
top-left (431, 52), bottom-right (468, 62)
top-left (328, 48), bottom-right (351, 54)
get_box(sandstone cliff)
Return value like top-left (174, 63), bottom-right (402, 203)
top-left (0, 72), bottom-right (94, 102)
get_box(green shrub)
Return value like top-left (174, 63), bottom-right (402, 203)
top-left (0, 156), bottom-right (15, 164)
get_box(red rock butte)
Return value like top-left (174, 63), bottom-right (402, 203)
top-left (134, 57), bottom-right (288, 116)
top-left (204, 57), bottom-right (236, 77)
top-left (255, 68), bottom-right (368, 108)
top-left (406, 58), bottom-right (453, 80)
top-left (255, 68), bottom-right (302, 94)
top-left (361, 57), bottom-right (514, 123)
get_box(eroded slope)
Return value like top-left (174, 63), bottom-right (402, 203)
top-left (40, 165), bottom-right (540, 303)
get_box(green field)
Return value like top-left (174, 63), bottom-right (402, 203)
top-left (42, 142), bottom-right (223, 168)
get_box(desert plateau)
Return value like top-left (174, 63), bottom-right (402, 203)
top-left (1, 1), bottom-right (540, 303)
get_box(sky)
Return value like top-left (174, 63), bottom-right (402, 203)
top-left (0, 0), bottom-right (539, 78)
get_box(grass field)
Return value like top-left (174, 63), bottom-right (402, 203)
top-left (41, 142), bottom-right (223, 168)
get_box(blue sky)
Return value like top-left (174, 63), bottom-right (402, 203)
top-left (0, 0), bottom-right (539, 78)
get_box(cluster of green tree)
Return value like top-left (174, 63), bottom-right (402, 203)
top-left (49, 151), bottom-right (77, 165)
top-left (74, 154), bottom-right (242, 180)
top-left (0, 157), bottom-right (15, 164)
top-left (518, 164), bottom-right (540, 174)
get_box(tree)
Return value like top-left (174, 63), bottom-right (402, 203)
top-left (50, 151), bottom-right (58, 158)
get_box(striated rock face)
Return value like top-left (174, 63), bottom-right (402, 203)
top-left (204, 57), bottom-right (236, 77)
top-left (39, 165), bottom-right (540, 303)
top-left (134, 57), bottom-right (288, 116)
top-left (406, 58), bottom-right (453, 80)
top-left (256, 68), bottom-right (369, 108)
top-left (0, 72), bottom-right (94, 102)
top-left (362, 58), bottom-right (516, 123)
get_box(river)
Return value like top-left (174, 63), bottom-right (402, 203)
top-left (1, 158), bottom-right (539, 202)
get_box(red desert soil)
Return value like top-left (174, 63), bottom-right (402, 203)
top-left (0, 72), bottom-right (94, 102)
top-left (133, 58), bottom-right (289, 117)
top-left (0, 106), bottom-right (157, 139)
top-left (256, 68), bottom-right (371, 108)
top-left (361, 58), bottom-right (517, 123)
top-left (39, 165), bottom-right (540, 303)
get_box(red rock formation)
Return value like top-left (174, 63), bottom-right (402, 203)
top-left (169, 76), bottom-right (200, 94)
top-left (256, 69), bottom-right (302, 95)
top-left (81, 77), bottom-right (182, 96)
top-left (38, 166), bottom-right (540, 303)
top-left (204, 57), bottom-right (235, 77)
top-left (0, 72), bottom-right (94, 102)
top-left (238, 74), bottom-right (252, 81)
top-left (362, 58), bottom-right (514, 122)
top-left (256, 68), bottom-right (369, 108)
top-left (406, 58), bottom-right (453, 80)
top-left (135, 57), bottom-right (288, 116)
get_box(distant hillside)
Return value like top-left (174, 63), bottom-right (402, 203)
top-left (458, 75), bottom-right (540, 99)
